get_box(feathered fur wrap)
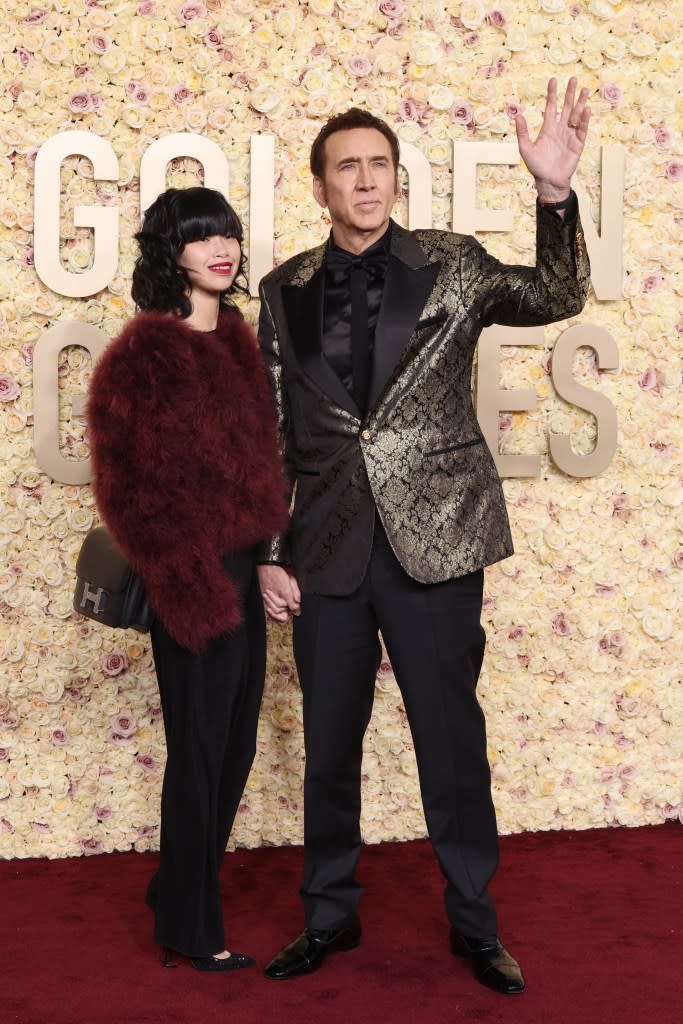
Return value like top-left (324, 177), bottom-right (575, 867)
top-left (87, 309), bottom-right (288, 652)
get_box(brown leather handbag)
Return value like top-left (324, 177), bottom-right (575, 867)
top-left (73, 526), bottom-right (152, 632)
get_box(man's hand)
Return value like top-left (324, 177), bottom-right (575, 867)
top-left (515, 77), bottom-right (591, 204)
top-left (257, 564), bottom-right (301, 623)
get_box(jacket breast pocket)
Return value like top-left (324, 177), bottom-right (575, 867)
top-left (424, 437), bottom-right (485, 458)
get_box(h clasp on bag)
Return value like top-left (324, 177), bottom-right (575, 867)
top-left (73, 526), bottom-right (153, 632)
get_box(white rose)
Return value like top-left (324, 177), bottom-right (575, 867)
top-left (428, 84), bottom-right (454, 111)
top-left (408, 31), bottom-right (441, 65)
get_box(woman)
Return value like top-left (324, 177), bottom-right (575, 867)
top-left (87, 187), bottom-right (288, 971)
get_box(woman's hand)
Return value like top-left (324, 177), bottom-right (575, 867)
top-left (257, 564), bottom-right (301, 622)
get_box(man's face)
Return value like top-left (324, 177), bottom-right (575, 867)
top-left (312, 127), bottom-right (400, 252)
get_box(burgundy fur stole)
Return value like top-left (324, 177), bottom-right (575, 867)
top-left (87, 309), bottom-right (288, 652)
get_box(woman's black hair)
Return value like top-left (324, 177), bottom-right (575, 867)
top-left (131, 186), bottom-right (247, 317)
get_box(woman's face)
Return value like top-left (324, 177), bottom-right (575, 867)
top-left (177, 234), bottom-right (241, 297)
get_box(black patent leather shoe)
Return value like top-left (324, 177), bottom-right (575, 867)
top-left (264, 917), bottom-right (361, 980)
top-left (450, 930), bottom-right (525, 994)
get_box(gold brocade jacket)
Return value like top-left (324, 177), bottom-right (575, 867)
top-left (258, 205), bottom-right (590, 594)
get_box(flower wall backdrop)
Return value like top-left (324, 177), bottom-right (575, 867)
top-left (0, 0), bottom-right (681, 858)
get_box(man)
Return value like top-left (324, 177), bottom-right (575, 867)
top-left (257, 78), bottom-right (591, 994)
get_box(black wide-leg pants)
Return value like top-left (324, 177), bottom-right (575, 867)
top-left (293, 523), bottom-right (499, 939)
top-left (148, 549), bottom-right (265, 958)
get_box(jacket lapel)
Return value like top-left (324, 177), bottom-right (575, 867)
top-left (368, 223), bottom-right (441, 410)
top-left (282, 253), bottom-right (362, 418)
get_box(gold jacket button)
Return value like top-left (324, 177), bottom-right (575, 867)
top-left (361, 429), bottom-right (372, 441)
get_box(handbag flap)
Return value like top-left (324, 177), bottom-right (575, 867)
top-left (75, 526), bottom-right (131, 593)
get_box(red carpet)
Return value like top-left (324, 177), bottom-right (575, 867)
top-left (2, 824), bottom-right (681, 1024)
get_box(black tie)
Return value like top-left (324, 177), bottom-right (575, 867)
top-left (325, 247), bottom-right (387, 414)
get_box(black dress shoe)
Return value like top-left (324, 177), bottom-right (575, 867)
top-left (160, 947), bottom-right (256, 972)
top-left (189, 951), bottom-right (256, 972)
top-left (264, 917), bottom-right (361, 980)
top-left (450, 930), bottom-right (525, 994)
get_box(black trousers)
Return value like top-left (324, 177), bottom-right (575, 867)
top-left (147, 549), bottom-right (265, 958)
top-left (293, 522), bottom-right (499, 939)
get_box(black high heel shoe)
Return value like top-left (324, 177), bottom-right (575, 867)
top-left (160, 947), bottom-right (256, 972)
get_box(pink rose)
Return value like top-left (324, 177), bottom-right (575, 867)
top-left (345, 54), bottom-right (373, 78)
top-left (487, 9), bottom-right (507, 28)
top-left (642, 272), bottom-right (662, 292)
top-left (137, 1), bottom-right (155, 14)
top-left (654, 126), bottom-right (671, 149)
top-left (398, 98), bottom-right (418, 122)
top-left (80, 838), bottom-right (103, 856)
top-left (0, 711), bottom-right (19, 729)
top-left (133, 84), bottom-right (151, 105)
top-left (17, 48), bottom-right (31, 67)
top-left (464, 32), bottom-right (480, 47)
top-left (638, 366), bottom-right (660, 392)
top-left (178, 2), bottom-right (207, 23)
top-left (551, 611), bottom-right (572, 636)
top-left (664, 160), bottom-right (683, 182)
top-left (68, 91), bottom-right (93, 114)
top-left (135, 754), bottom-right (157, 773)
top-left (0, 747), bottom-right (7, 760)
top-left (1, 818), bottom-right (15, 834)
top-left (673, 549), bottom-right (683, 569)
top-left (52, 728), bottom-right (69, 745)
top-left (171, 84), bottom-right (193, 104)
top-left (498, 413), bottom-right (513, 438)
top-left (600, 83), bottom-right (623, 107)
top-left (376, 659), bottom-right (394, 679)
top-left (0, 375), bottom-right (20, 401)
top-left (204, 29), bottom-right (223, 49)
top-left (450, 100), bottom-right (473, 125)
top-left (505, 101), bottom-right (521, 121)
top-left (74, 65), bottom-right (89, 78)
top-left (107, 730), bottom-right (136, 746)
top-left (101, 650), bottom-right (128, 676)
top-left (377, 0), bottom-right (405, 17)
top-left (137, 824), bottom-right (158, 837)
top-left (33, 822), bottom-right (52, 834)
top-left (24, 8), bottom-right (49, 23)
top-left (94, 806), bottom-right (113, 820)
top-left (111, 711), bottom-right (137, 736)
top-left (89, 32), bottom-right (111, 54)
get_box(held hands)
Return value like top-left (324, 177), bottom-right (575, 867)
top-left (515, 77), bottom-right (591, 203)
top-left (257, 564), bottom-right (301, 623)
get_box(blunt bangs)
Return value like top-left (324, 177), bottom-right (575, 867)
top-left (174, 188), bottom-right (243, 247)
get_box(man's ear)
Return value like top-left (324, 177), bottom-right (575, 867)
top-left (312, 176), bottom-right (327, 209)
